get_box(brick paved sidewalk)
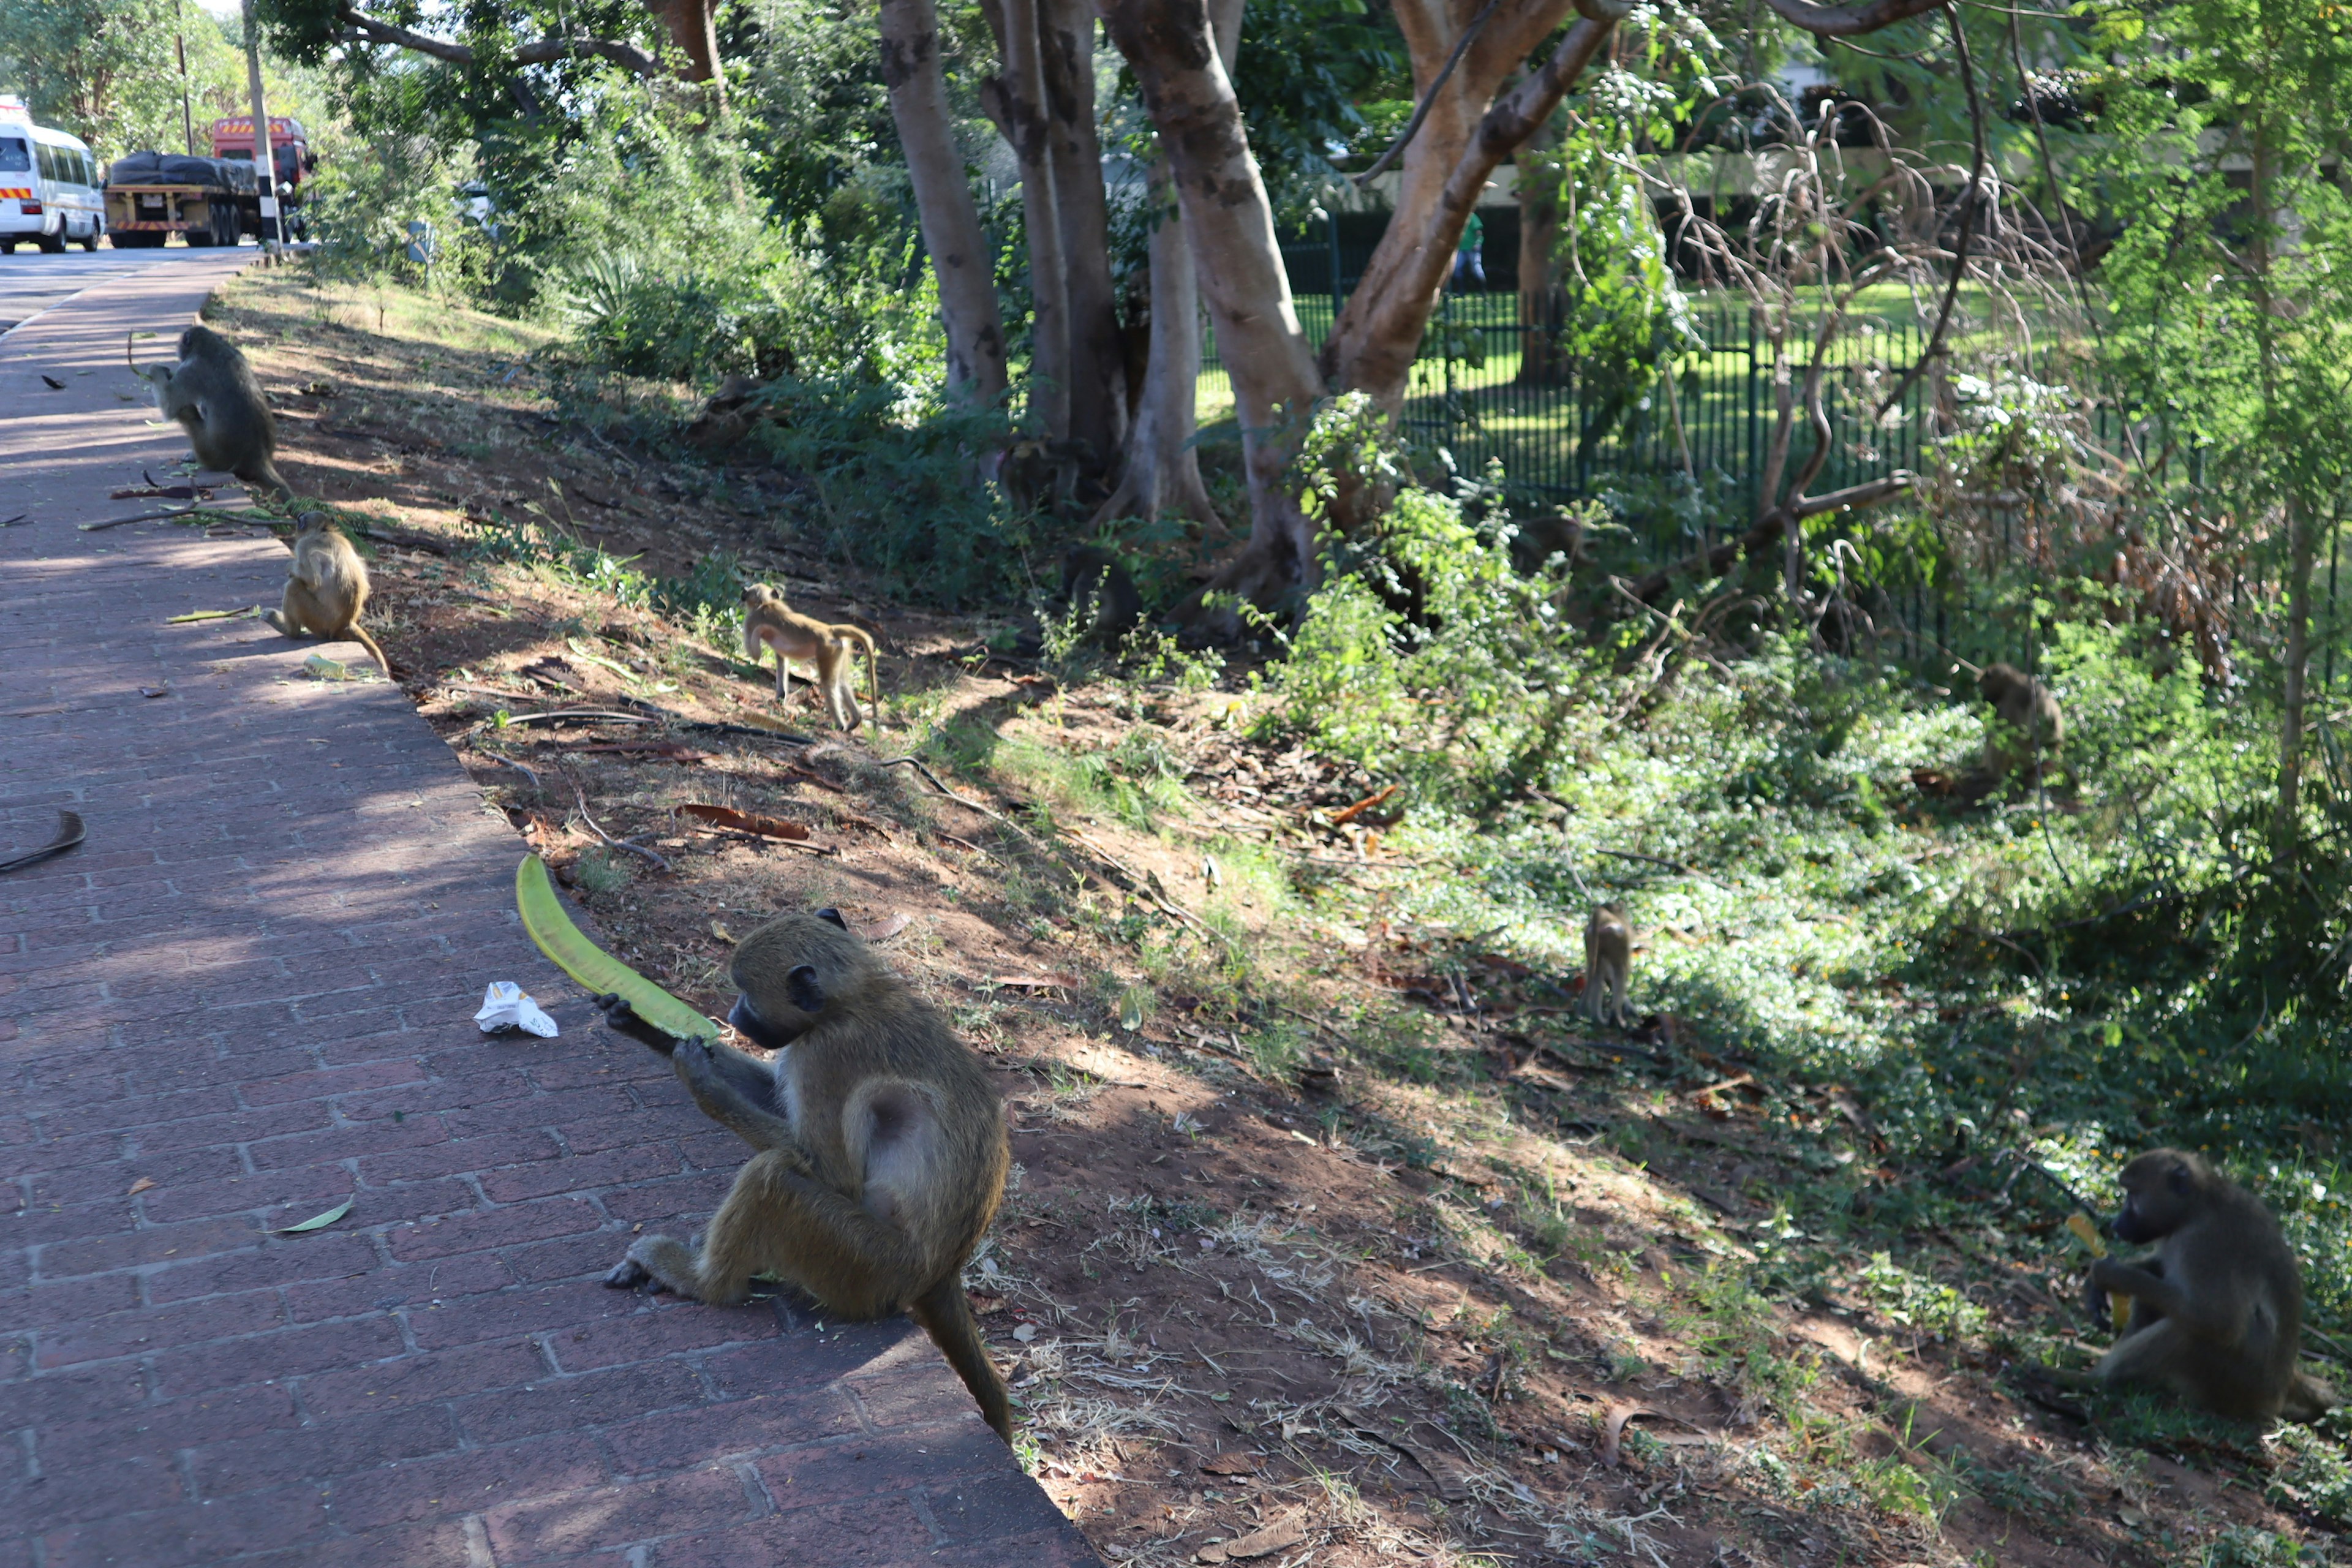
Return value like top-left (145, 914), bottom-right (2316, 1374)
top-left (0, 258), bottom-right (1097, 1567)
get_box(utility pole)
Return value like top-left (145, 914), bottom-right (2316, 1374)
top-left (176, 0), bottom-right (193, 156)
top-left (239, 0), bottom-right (283, 247)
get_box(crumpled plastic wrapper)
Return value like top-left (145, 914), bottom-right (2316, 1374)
top-left (475, 981), bottom-right (559, 1038)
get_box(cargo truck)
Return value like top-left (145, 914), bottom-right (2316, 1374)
top-left (104, 115), bottom-right (314, 247)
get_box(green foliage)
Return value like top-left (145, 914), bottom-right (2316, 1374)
top-left (742, 375), bottom-right (1019, 606)
top-left (556, 247), bottom-right (831, 385)
top-left (2267, 1422), bottom-right (2352, 1528)
top-left (464, 513), bottom-right (743, 626)
top-left (2086, 0), bottom-right (2352, 508)
top-left (1226, 0), bottom-right (1409, 227)
top-left (1266, 394), bottom-right (1605, 807)
top-left (0, 0), bottom-right (265, 158)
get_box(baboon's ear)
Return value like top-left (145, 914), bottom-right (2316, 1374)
top-left (813, 907), bottom-right (848, 930)
top-left (786, 963), bottom-right (825, 1014)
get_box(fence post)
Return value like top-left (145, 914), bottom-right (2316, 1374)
top-left (1327, 207), bottom-right (1343, 322)
top-left (1745, 307), bottom-right (1760, 521)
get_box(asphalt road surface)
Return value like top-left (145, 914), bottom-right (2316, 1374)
top-left (0, 242), bottom-right (254, 336)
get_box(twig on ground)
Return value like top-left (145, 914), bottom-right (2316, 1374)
top-left (478, 753), bottom-right (541, 787)
top-left (488, 707), bottom-right (658, 727)
top-left (877, 754), bottom-right (1006, 821)
top-left (80, 501), bottom-right (253, 532)
top-left (571, 781), bottom-right (672, 873)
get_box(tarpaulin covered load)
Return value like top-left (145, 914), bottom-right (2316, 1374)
top-left (105, 150), bottom-right (255, 194)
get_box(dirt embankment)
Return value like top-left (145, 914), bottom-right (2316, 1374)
top-left (181, 266), bottom-right (2329, 1568)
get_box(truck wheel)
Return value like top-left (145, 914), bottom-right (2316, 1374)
top-left (36, 225), bottom-right (65, 254)
top-left (80, 226), bottom-right (102, 252)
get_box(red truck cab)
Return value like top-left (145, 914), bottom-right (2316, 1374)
top-left (208, 115), bottom-right (311, 198)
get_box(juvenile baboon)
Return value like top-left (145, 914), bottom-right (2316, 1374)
top-left (741, 584), bottom-right (878, 731)
top-left (1977, 662), bottom-right (2063, 789)
top-left (2060, 1148), bottom-right (2338, 1423)
top-left (129, 325), bottom-right (291, 499)
top-left (1060, 545), bottom-right (1142, 645)
top-left (265, 514), bottom-right (390, 674)
top-left (596, 909), bottom-right (1014, 1440)
top-left (1583, 905), bottom-right (1632, 1028)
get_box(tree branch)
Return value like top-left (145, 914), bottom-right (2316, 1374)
top-left (338, 5), bottom-right (660, 78)
top-left (1353, 0), bottom-right (1503, 187)
top-left (1874, 6), bottom-right (1983, 420)
top-left (1627, 472), bottom-right (1915, 603)
top-left (1754, 0), bottom-right (1948, 36)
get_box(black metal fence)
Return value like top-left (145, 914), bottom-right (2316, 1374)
top-left (1200, 227), bottom-right (1931, 542)
top-left (1194, 226), bottom-right (2349, 687)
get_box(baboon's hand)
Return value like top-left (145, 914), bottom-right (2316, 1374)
top-left (673, 1034), bottom-right (729, 1091)
top-left (2081, 1265), bottom-right (2113, 1328)
top-left (604, 1254), bottom-right (654, 1290)
top-left (595, 992), bottom-right (679, 1056)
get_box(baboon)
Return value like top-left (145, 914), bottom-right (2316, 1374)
top-left (596, 908), bottom-right (1014, 1441)
top-left (1060, 545), bottom-right (1142, 645)
top-left (998, 436), bottom-right (1102, 517)
top-left (128, 324), bottom-right (291, 499)
top-left (1977, 662), bottom-right (2063, 789)
top-left (741, 584), bottom-right (878, 731)
top-left (1583, 905), bottom-right (1632, 1028)
top-left (2059, 1148), bottom-right (2337, 1423)
top-left (1507, 510), bottom-right (1587, 576)
top-left (265, 515), bottom-right (390, 674)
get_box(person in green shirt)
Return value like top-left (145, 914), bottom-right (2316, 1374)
top-left (1452, 211), bottom-right (1486, 290)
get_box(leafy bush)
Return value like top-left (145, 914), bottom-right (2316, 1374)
top-left (1264, 393), bottom-right (1605, 807)
top-left (555, 251), bottom-right (805, 385)
top-left (741, 375), bottom-right (1021, 608)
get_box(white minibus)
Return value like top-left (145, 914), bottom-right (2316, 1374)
top-left (0, 99), bottom-right (104, 253)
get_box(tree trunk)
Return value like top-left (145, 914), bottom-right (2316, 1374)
top-left (649, 0), bottom-right (725, 104)
top-left (1101, 0), bottom-right (1325, 631)
top-left (1039, 0), bottom-right (1130, 472)
top-left (2280, 498), bottom-right (2313, 858)
top-left (2248, 116), bottom-right (2304, 860)
top-left (1321, 10), bottom-right (1615, 409)
top-left (878, 0), bottom-right (1009, 405)
top-left (979, 0), bottom-right (1071, 438)
top-left (1514, 111), bottom-right (1565, 385)
top-left (1092, 157), bottom-right (1222, 532)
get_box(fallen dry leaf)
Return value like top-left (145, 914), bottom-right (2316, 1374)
top-left (981, 973), bottom-right (1081, 992)
top-left (1199, 1452), bottom-right (1259, 1476)
top-left (126, 1177), bottom-right (156, 1196)
top-left (674, 802), bottom-right (810, 841)
top-left (856, 911), bottom-right (912, 941)
top-left (1198, 1516), bottom-right (1306, 1563)
top-left (1600, 1401), bottom-right (1699, 1467)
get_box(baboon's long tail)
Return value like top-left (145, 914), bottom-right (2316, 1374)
top-left (346, 623), bottom-right (394, 679)
top-left (242, 459), bottom-right (295, 504)
top-left (908, 1272), bottom-right (1012, 1443)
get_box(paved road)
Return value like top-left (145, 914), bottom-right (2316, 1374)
top-left (0, 257), bottom-right (1095, 1565)
top-left (0, 243), bottom-right (253, 336)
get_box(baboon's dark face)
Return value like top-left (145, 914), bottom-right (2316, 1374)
top-left (726, 908), bottom-right (856, 1050)
top-left (728, 991), bottom-right (802, 1052)
top-left (2113, 1151), bottom-right (2199, 1243)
